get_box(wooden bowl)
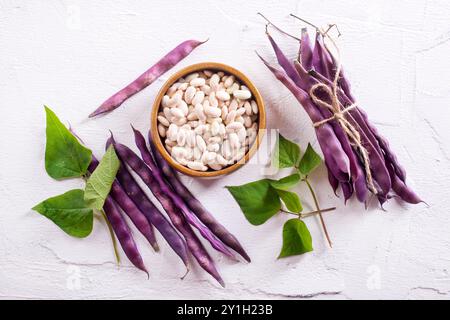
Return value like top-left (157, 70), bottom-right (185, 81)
top-left (151, 62), bottom-right (266, 178)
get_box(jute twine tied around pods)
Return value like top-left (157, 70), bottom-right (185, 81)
top-left (308, 26), bottom-right (378, 195)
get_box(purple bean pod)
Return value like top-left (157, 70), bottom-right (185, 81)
top-left (90, 39), bottom-right (207, 118)
top-left (338, 70), bottom-right (407, 183)
top-left (105, 140), bottom-right (189, 267)
top-left (341, 182), bottom-right (353, 204)
top-left (311, 32), bottom-right (324, 76)
top-left (88, 158), bottom-right (159, 252)
top-left (312, 33), bottom-right (333, 81)
top-left (266, 32), bottom-right (302, 85)
top-left (292, 61), bottom-right (367, 202)
top-left (307, 69), bottom-right (392, 197)
top-left (108, 137), bottom-right (224, 286)
top-left (385, 159), bottom-right (423, 204)
top-left (113, 139), bottom-right (234, 259)
top-left (257, 53), bottom-right (350, 182)
top-left (141, 129), bottom-right (251, 262)
top-left (266, 31), bottom-right (359, 196)
top-left (299, 28), bottom-right (313, 70)
top-left (326, 163), bottom-right (340, 196)
top-left (103, 196), bottom-right (148, 275)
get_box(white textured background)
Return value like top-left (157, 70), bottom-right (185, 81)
top-left (1, 0), bottom-right (449, 300)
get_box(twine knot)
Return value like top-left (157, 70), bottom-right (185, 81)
top-left (309, 47), bottom-right (378, 195)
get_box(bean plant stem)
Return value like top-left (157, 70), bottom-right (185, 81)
top-left (281, 207), bottom-right (336, 217)
top-left (304, 178), bottom-right (333, 248)
top-left (100, 209), bottom-right (121, 265)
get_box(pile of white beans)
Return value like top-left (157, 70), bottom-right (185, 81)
top-left (157, 70), bottom-right (259, 171)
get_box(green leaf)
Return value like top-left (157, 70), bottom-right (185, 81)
top-left (276, 190), bottom-right (303, 213)
top-left (298, 143), bottom-right (322, 176)
top-left (226, 180), bottom-right (281, 225)
top-left (44, 106), bottom-right (92, 180)
top-left (32, 189), bottom-right (93, 238)
top-left (269, 173), bottom-right (301, 190)
top-left (272, 134), bottom-right (301, 168)
top-left (84, 145), bottom-right (120, 210)
top-left (279, 219), bottom-right (313, 258)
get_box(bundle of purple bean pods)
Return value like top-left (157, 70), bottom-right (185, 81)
top-left (94, 127), bottom-right (249, 286)
top-left (258, 14), bottom-right (422, 206)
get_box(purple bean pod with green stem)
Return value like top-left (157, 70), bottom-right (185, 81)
top-left (136, 128), bottom-right (251, 262)
top-left (264, 30), bottom-right (367, 202)
top-left (103, 196), bottom-right (148, 275)
top-left (257, 53), bottom-right (351, 183)
top-left (108, 137), bottom-right (225, 286)
top-left (105, 145), bottom-right (190, 268)
top-left (112, 138), bottom-right (234, 260)
top-left (88, 157), bottom-right (159, 252)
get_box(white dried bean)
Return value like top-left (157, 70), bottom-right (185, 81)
top-left (216, 90), bottom-right (230, 101)
top-left (236, 107), bottom-right (246, 116)
top-left (226, 121), bottom-right (244, 132)
top-left (206, 151), bottom-right (217, 163)
top-left (178, 100), bottom-right (189, 116)
top-left (195, 104), bottom-right (206, 122)
top-left (192, 91), bottom-right (205, 106)
top-left (209, 163), bottom-right (223, 170)
top-left (234, 90), bottom-right (252, 100)
top-left (177, 129), bottom-right (187, 147)
top-left (190, 77), bottom-right (206, 87)
top-left (187, 131), bottom-right (196, 147)
top-left (218, 123), bottom-right (226, 137)
top-left (244, 101), bottom-right (252, 115)
top-left (229, 133), bottom-right (240, 150)
top-left (216, 154), bottom-right (228, 166)
top-left (165, 139), bottom-right (176, 147)
top-left (184, 86), bottom-right (196, 104)
top-left (207, 143), bottom-right (220, 153)
top-left (237, 127), bottom-right (246, 143)
top-left (196, 135), bottom-right (206, 152)
top-left (185, 73), bottom-right (199, 82)
top-left (172, 146), bottom-right (186, 159)
top-left (163, 107), bottom-right (171, 119)
top-left (204, 106), bottom-right (221, 118)
top-left (235, 116), bottom-right (245, 124)
top-left (229, 99), bottom-right (238, 112)
top-left (170, 108), bottom-right (184, 119)
top-left (187, 161), bottom-right (207, 171)
top-left (194, 124), bottom-right (206, 135)
top-left (167, 124), bottom-right (178, 141)
top-left (193, 147), bottom-right (202, 160)
top-left (211, 121), bottom-right (220, 136)
top-left (228, 83), bottom-right (239, 94)
top-left (173, 117), bottom-right (187, 126)
top-left (201, 85), bottom-right (211, 95)
top-left (209, 136), bottom-right (221, 144)
top-left (209, 92), bottom-right (219, 107)
top-left (224, 75), bottom-right (235, 88)
top-left (221, 105), bottom-right (228, 120)
top-left (210, 74), bottom-right (220, 86)
top-left (158, 124), bottom-right (166, 138)
top-left (222, 140), bottom-right (232, 159)
top-left (225, 110), bottom-right (237, 125)
top-left (162, 95), bottom-right (170, 108)
top-left (244, 115), bottom-right (252, 128)
top-left (187, 112), bottom-right (199, 121)
top-left (158, 115), bottom-right (170, 127)
top-left (251, 100), bottom-right (258, 114)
